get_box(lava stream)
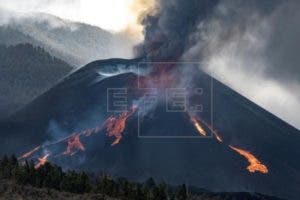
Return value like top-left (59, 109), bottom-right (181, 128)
top-left (19, 107), bottom-right (137, 162)
top-left (18, 145), bottom-right (40, 160)
top-left (229, 145), bottom-right (268, 174)
top-left (189, 115), bottom-right (207, 136)
top-left (63, 134), bottom-right (85, 156)
top-left (193, 116), bottom-right (221, 141)
top-left (104, 107), bottom-right (137, 146)
top-left (35, 154), bottom-right (49, 169)
top-left (214, 132), bottom-right (223, 143)
top-left (186, 114), bottom-right (268, 174)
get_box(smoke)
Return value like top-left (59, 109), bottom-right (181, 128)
top-left (122, 0), bottom-right (156, 41)
top-left (188, 0), bottom-right (300, 129)
top-left (139, 0), bottom-right (300, 129)
top-left (137, 0), bottom-right (220, 60)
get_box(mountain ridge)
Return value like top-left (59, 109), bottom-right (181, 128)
top-left (0, 43), bottom-right (72, 119)
top-left (0, 10), bottom-right (137, 66)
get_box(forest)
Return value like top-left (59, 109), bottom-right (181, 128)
top-left (0, 155), bottom-right (283, 200)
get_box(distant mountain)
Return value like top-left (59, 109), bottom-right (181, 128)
top-left (0, 10), bottom-right (137, 66)
top-left (0, 43), bottom-right (72, 118)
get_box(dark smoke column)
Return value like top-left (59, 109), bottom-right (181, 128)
top-left (137, 0), bottom-right (220, 61)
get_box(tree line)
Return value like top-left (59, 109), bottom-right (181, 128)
top-left (0, 155), bottom-right (188, 200)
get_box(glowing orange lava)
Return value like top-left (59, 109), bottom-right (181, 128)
top-left (189, 115), bottom-right (207, 136)
top-left (18, 145), bottom-right (40, 160)
top-left (214, 132), bottom-right (223, 143)
top-left (18, 97), bottom-right (269, 176)
top-left (104, 107), bottom-right (137, 146)
top-left (35, 154), bottom-right (49, 169)
top-left (194, 116), bottom-right (221, 139)
top-left (229, 145), bottom-right (268, 174)
top-left (63, 134), bottom-right (85, 156)
top-left (18, 107), bottom-right (137, 161)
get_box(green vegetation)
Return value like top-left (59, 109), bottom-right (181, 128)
top-left (0, 155), bottom-right (283, 200)
top-left (0, 43), bottom-right (72, 117)
top-left (0, 155), bottom-right (187, 200)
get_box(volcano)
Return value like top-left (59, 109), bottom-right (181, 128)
top-left (0, 58), bottom-right (299, 200)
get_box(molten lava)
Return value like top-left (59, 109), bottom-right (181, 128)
top-left (35, 154), bottom-right (49, 169)
top-left (18, 145), bottom-right (40, 160)
top-left (185, 114), bottom-right (268, 174)
top-left (193, 116), bottom-right (221, 139)
top-left (63, 134), bottom-right (85, 156)
top-left (189, 115), bottom-right (207, 136)
top-left (104, 107), bottom-right (137, 146)
top-left (18, 106), bottom-right (137, 163)
top-left (214, 132), bottom-right (223, 143)
top-left (229, 145), bottom-right (268, 174)
top-left (17, 90), bottom-right (269, 176)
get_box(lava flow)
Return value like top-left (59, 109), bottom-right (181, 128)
top-left (18, 145), bottom-right (41, 160)
top-left (35, 154), bottom-right (49, 169)
top-left (188, 114), bottom-right (207, 136)
top-left (104, 106), bottom-right (137, 146)
top-left (214, 132), bottom-right (223, 143)
top-left (187, 114), bottom-right (268, 174)
top-left (63, 134), bottom-right (85, 156)
top-left (192, 116), bottom-right (221, 140)
top-left (18, 106), bottom-right (138, 164)
top-left (229, 145), bottom-right (268, 174)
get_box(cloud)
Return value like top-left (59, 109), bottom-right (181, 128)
top-left (0, 0), bottom-right (151, 35)
top-left (0, 0), bottom-right (78, 14)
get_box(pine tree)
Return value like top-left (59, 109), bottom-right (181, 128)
top-left (176, 184), bottom-right (188, 200)
top-left (157, 182), bottom-right (168, 200)
top-left (135, 183), bottom-right (146, 200)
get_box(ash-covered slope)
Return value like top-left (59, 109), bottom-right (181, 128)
top-left (0, 58), bottom-right (299, 200)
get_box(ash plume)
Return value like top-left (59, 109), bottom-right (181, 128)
top-left (138, 0), bottom-right (300, 129)
top-left (137, 0), bottom-right (220, 61)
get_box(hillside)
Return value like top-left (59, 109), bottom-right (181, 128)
top-left (0, 10), bottom-right (137, 66)
top-left (0, 43), bottom-right (72, 118)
